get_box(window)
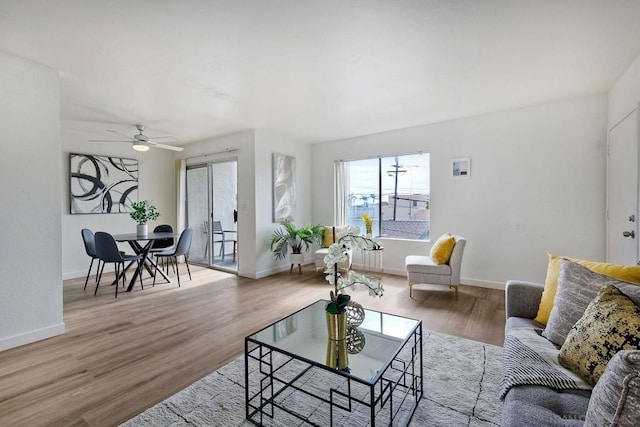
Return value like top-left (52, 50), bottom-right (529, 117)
top-left (340, 153), bottom-right (430, 240)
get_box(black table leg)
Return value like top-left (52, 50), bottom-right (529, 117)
top-left (124, 240), bottom-right (172, 291)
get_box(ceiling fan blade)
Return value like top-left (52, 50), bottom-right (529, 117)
top-left (147, 141), bottom-right (184, 151)
top-left (107, 129), bottom-right (135, 140)
top-left (148, 135), bottom-right (176, 140)
top-left (88, 139), bottom-right (131, 143)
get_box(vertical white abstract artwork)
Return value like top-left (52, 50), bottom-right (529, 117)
top-left (273, 153), bottom-right (296, 222)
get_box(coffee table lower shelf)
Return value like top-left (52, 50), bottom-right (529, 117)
top-left (244, 324), bottom-right (423, 426)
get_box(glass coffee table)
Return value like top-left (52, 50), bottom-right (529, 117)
top-left (245, 300), bottom-right (423, 426)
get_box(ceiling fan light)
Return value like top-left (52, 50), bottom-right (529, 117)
top-left (132, 143), bottom-right (150, 152)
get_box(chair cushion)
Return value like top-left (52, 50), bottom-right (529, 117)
top-left (534, 253), bottom-right (640, 325)
top-left (429, 233), bottom-right (456, 264)
top-left (558, 284), bottom-right (640, 386)
top-left (405, 255), bottom-right (451, 275)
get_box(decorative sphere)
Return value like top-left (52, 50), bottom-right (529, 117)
top-left (346, 300), bottom-right (365, 327)
top-left (346, 326), bottom-right (366, 354)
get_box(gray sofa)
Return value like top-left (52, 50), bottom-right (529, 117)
top-left (502, 280), bottom-right (640, 427)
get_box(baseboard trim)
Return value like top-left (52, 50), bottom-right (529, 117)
top-left (0, 322), bottom-right (66, 352)
top-left (294, 263), bottom-right (505, 291)
top-left (460, 278), bottom-right (505, 290)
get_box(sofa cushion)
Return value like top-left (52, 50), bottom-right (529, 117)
top-left (534, 253), bottom-right (640, 325)
top-left (584, 350), bottom-right (640, 427)
top-left (505, 317), bottom-right (543, 333)
top-left (542, 260), bottom-right (631, 346)
top-left (502, 385), bottom-right (589, 427)
top-left (429, 233), bottom-right (455, 264)
top-left (404, 255), bottom-right (452, 275)
top-left (558, 285), bottom-right (640, 386)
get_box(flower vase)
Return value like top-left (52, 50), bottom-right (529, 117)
top-left (325, 337), bottom-right (349, 370)
top-left (137, 223), bottom-right (148, 237)
top-left (326, 311), bottom-right (347, 341)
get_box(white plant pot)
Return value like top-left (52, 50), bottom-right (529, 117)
top-left (137, 223), bottom-right (148, 237)
top-left (290, 253), bottom-right (304, 265)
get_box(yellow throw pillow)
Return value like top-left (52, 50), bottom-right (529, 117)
top-left (430, 233), bottom-right (456, 265)
top-left (558, 284), bottom-right (640, 386)
top-left (534, 254), bottom-right (640, 325)
top-left (322, 226), bottom-right (350, 248)
top-left (322, 226), bottom-right (335, 248)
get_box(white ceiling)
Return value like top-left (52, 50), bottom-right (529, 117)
top-left (1, 0), bottom-right (640, 145)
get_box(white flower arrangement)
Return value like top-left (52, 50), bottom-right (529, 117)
top-left (324, 226), bottom-right (384, 313)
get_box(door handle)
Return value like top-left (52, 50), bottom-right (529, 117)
top-left (623, 230), bottom-right (635, 238)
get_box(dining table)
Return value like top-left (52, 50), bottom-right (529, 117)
top-left (113, 232), bottom-right (177, 292)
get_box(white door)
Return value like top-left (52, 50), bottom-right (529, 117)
top-left (607, 108), bottom-right (639, 264)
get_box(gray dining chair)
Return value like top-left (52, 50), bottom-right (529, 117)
top-left (95, 232), bottom-right (144, 298)
top-left (81, 228), bottom-right (102, 291)
top-left (153, 228), bottom-right (193, 287)
top-left (150, 224), bottom-right (175, 273)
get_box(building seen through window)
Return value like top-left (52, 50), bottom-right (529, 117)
top-left (343, 153), bottom-right (430, 240)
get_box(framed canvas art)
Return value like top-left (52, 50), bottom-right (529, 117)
top-left (70, 153), bottom-right (139, 214)
top-left (451, 157), bottom-right (470, 179)
top-left (273, 153), bottom-right (296, 222)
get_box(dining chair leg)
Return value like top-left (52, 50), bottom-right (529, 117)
top-left (114, 263), bottom-right (119, 298)
top-left (185, 255), bottom-right (192, 280)
top-left (95, 260), bottom-right (102, 284)
top-left (95, 261), bottom-right (106, 296)
top-left (153, 256), bottom-right (158, 287)
top-left (138, 260), bottom-right (144, 290)
top-left (84, 257), bottom-right (95, 290)
top-left (175, 256), bottom-right (181, 287)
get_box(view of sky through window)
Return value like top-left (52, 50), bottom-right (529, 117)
top-left (346, 153), bottom-right (430, 240)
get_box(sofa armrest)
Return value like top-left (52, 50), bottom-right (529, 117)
top-left (505, 280), bottom-right (544, 320)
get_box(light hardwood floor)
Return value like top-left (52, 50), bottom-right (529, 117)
top-left (0, 265), bottom-right (505, 426)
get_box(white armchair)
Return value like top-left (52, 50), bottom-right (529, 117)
top-left (314, 225), bottom-right (353, 273)
top-left (405, 235), bottom-right (466, 300)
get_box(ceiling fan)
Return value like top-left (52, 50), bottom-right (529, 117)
top-left (89, 124), bottom-right (184, 152)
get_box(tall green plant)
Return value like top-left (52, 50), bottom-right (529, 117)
top-left (269, 221), bottom-right (324, 260)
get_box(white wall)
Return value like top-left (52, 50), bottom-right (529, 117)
top-left (609, 53), bottom-right (640, 126)
top-left (61, 131), bottom-right (177, 279)
top-left (180, 129), bottom-right (311, 279)
top-left (0, 52), bottom-right (64, 350)
top-left (311, 95), bottom-right (608, 288)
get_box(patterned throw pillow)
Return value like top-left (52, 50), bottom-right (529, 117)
top-left (558, 285), bottom-right (640, 386)
top-left (542, 259), bottom-right (633, 346)
top-left (584, 350), bottom-right (640, 427)
top-left (534, 253), bottom-right (640, 325)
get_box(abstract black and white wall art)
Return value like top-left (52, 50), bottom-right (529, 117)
top-left (70, 153), bottom-right (138, 214)
top-left (272, 153), bottom-right (296, 222)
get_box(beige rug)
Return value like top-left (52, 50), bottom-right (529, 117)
top-left (122, 331), bottom-right (502, 426)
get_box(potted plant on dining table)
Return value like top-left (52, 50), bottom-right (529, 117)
top-left (130, 200), bottom-right (160, 236)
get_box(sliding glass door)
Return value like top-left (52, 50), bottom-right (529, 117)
top-left (186, 159), bottom-right (238, 272)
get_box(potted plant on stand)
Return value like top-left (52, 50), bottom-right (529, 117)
top-left (269, 221), bottom-right (324, 273)
top-left (130, 200), bottom-right (160, 236)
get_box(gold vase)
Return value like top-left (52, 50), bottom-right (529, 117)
top-left (325, 338), bottom-right (349, 370)
top-left (326, 311), bottom-right (347, 341)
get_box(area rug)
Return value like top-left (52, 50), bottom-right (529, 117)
top-left (122, 331), bottom-right (502, 426)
